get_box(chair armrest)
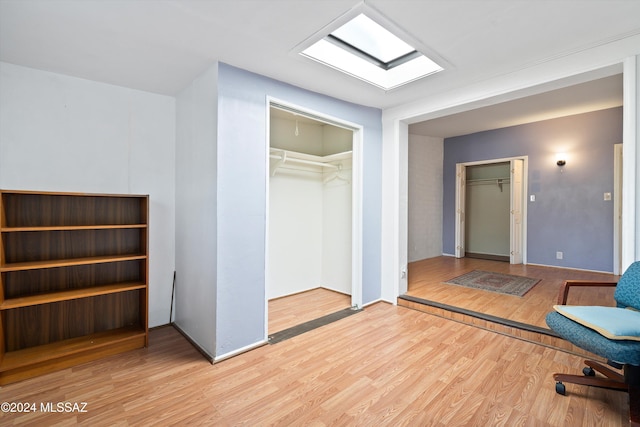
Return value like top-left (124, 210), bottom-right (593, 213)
top-left (557, 280), bottom-right (618, 304)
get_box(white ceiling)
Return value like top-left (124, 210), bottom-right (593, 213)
top-left (1, 0), bottom-right (638, 133)
top-left (409, 73), bottom-right (624, 138)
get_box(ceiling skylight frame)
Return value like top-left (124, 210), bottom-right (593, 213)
top-left (293, 4), bottom-right (448, 91)
top-left (325, 33), bottom-right (422, 71)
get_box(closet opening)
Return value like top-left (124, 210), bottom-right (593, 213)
top-left (454, 157), bottom-right (526, 264)
top-left (464, 162), bottom-right (511, 262)
top-left (266, 101), bottom-right (363, 338)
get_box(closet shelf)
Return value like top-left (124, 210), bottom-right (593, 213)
top-left (467, 177), bottom-right (511, 192)
top-left (269, 153), bottom-right (339, 169)
top-left (270, 148), bottom-right (352, 176)
top-left (270, 147), bottom-right (352, 162)
top-left (466, 177), bottom-right (510, 183)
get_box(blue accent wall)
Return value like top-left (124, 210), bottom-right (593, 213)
top-left (216, 63), bottom-right (382, 356)
top-left (443, 107), bottom-right (622, 272)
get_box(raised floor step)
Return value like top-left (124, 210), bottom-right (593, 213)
top-left (398, 295), bottom-right (602, 360)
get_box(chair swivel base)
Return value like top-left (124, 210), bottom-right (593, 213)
top-left (553, 361), bottom-right (640, 426)
top-left (553, 359), bottom-right (627, 395)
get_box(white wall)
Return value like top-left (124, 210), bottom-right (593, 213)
top-left (0, 62), bottom-right (176, 328)
top-left (269, 168), bottom-right (323, 298)
top-left (407, 134), bottom-right (443, 262)
top-left (322, 160), bottom-right (352, 294)
top-left (323, 124), bottom-right (356, 295)
top-left (174, 63), bottom-right (218, 358)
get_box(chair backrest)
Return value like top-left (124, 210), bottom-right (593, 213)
top-left (615, 260), bottom-right (640, 310)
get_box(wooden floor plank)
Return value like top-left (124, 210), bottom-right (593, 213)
top-left (268, 287), bottom-right (352, 334)
top-left (407, 256), bottom-right (619, 329)
top-left (0, 302), bottom-right (628, 426)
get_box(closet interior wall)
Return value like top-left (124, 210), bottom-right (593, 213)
top-left (268, 110), bottom-right (352, 300)
top-left (465, 162), bottom-right (511, 258)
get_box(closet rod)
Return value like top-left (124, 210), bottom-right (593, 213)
top-left (466, 178), bottom-right (510, 183)
top-left (269, 154), bottom-right (339, 169)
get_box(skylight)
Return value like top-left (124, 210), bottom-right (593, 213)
top-left (331, 14), bottom-right (415, 65)
top-left (301, 14), bottom-right (443, 90)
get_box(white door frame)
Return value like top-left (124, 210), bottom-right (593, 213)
top-left (614, 143), bottom-right (623, 275)
top-left (454, 164), bottom-right (466, 258)
top-left (510, 159), bottom-right (525, 264)
top-left (264, 97), bottom-right (364, 338)
top-left (454, 156), bottom-right (528, 264)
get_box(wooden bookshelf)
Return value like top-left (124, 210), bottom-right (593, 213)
top-left (0, 254), bottom-right (148, 272)
top-left (0, 282), bottom-right (147, 309)
top-left (1, 224), bottom-right (147, 232)
top-left (0, 190), bottom-right (149, 385)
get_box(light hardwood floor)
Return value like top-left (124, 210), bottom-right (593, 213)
top-left (407, 256), bottom-right (619, 329)
top-left (268, 287), bottom-right (352, 334)
top-left (0, 302), bottom-right (629, 426)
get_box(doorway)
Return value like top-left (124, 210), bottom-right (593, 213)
top-left (455, 157), bottom-right (526, 264)
top-left (464, 162), bottom-right (511, 261)
top-left (266, 100), bottom-right (363, 336)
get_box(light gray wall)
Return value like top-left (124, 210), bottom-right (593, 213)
top-left (408, 134), bottom-right (443, 262)
top-left (215, 63), bottom-right (382, 358)
top-left (443, 107), bottom-right (622, 272)
top-left (0, 61), bottom-right (176, 327)
top-left (174, 64), bottom-right (219, 357)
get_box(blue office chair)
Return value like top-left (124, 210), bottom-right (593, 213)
top-left (546, 261), bottom-right (640, 425)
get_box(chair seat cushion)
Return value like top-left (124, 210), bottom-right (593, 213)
top-left (553, 305), bottom-right (640, 341)
top-left (546, 311), bottom-right (640, 365)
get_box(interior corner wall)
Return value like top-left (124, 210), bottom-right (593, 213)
top-left (216, 63), bottom-right (382, 358)
top-left (174, 63), bottom-right (219, 358)
top-left (321, 161), bottom-right (353, 295)
top-left (269, 168), bottom-right (324, 299)
top-left (442, 107), bottom-right (622, 272)
top-left (408, 134), bottom-right (444, 262)
top-left (0, 61), bottom-right (176, 328)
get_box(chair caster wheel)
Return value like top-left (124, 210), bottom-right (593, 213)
top-left (555, 382), bottom-right (566, 395)
top-left (583, 367), bottom-right (595, 376)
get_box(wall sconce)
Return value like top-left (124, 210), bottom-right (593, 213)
top-left (556, 153), bottom-right (566, 167)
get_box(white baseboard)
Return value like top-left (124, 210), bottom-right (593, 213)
top-left (214, 339), bottom-right (268, 363)
top-left (525, 262), bottom-right (614, 275)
